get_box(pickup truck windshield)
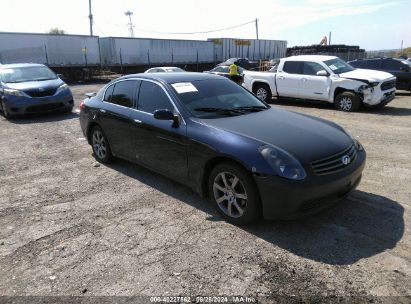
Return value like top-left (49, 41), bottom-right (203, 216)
top-left (0, 66), bottom-right (58, 83)
top-left (324, 58), bottom-right (354, 74)
top-left (171, 79), bottom-right (269, 119)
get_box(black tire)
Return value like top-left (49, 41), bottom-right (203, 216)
top-left (334, 91), bottom-right (362, 112)
top-left (208, 162), bottom-right (261, 225)
top-left (253, 83), bottom-right (272, 103)
top-left (64, 106), bottom-right (73, 113)
top-left (1, 101), bottom-right (12, 118)
top-left (90, 126), bottom-right (113, 164)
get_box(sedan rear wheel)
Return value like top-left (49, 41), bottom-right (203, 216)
top-left (209, 162), bottom-right (260, 225)
top-left (91, 126), bottom-right (112, 163)
top-left (1, 101), bottom-right (11, 118)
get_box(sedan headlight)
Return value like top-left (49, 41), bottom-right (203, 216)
top-left (369, 81), bottom-right (379, 87)
top-left (4, 88), bottom-right (24, 96)
top-left (341, 128), bottom-right (364, 151)
top-left (352, 138), bottom-right (363, 151)
top-left (259, 145), bottom-right (307, 180)
top-left (57, 83), bottom-right (69, 92)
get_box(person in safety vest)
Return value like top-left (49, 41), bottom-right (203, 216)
top-left (229, 62), bottom-right (242, 85)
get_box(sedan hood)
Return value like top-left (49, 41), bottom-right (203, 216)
top-left (4, 78), bottom-right (63, 91)
top-left (339, 69), bottom-right (394, 82)
top-left (199, 108), bottom-right (352, 164)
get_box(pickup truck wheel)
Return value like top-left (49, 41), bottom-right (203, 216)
top-left (253, 84), bottom-right (272, 103)
top-left (335, 92), bottom-right (361, 112)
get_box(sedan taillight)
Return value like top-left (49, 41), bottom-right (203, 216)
top-left (79, 101), bottom-right (86, 111)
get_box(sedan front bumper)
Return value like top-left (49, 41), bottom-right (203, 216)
top-left (255, 149), bottom-right (366, 220)
top-left (2, 90), bottom-right (74, 116)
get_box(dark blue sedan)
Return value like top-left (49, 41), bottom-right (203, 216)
top-left (79, 73), bottom-right (366, 225)
top-left (0, 63), bottom-right (73, 118)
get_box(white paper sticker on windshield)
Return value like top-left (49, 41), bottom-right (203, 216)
top-left (329, 64), bottom-right (338, 71)
top-left (172, 82), bottom-right (198, 94)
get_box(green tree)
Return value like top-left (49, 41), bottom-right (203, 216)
top-left (48, 28), bottom-right (66, 35)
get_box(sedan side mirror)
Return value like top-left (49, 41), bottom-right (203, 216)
top-left (57, 74), bottom-right (65, 80)
top-left (154, 109), bottom-right (174, 120)
top-left (316, 70), bottom-right (329, 76)
top-left (154, 109), bottom-right (180, 127)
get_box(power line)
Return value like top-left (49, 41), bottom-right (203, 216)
top-left (134, 19), bottom-right (257, 35)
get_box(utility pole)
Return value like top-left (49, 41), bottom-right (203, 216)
top-left (329, 31), bottom-right (332, 45)
top-left (125, 11), bottom-right (135, 38)
top-left (255, 18), bottom-right (259, 40)
top-left (400, 40), bottom-right (403, 54)
top-left (88, 0), bottom-right (93, 36)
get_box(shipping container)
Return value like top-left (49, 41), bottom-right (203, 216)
top-left (100, 37), bottom-right (215, 67)
top-left (0, 32), bottom-right (100, 67)
top-left (209, 38), bottom-right (288, 61)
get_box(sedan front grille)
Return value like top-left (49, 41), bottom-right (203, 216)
top-left (311, 144), bottom-right (357, 175)
top-left (381, 80), bottom-right (396, 91)
top-left (24, 88), bottom-right (57, 98)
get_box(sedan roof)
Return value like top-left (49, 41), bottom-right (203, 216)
top-left (121, 72), bottom-right (223, 84)
top-left (0, 63), bottom-right (46, 69)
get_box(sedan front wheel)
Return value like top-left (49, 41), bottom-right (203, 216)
top-left (209, 162), bottom-right (261, 225)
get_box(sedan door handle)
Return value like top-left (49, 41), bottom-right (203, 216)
top-left (99, 109), bottom-right (107, 113)
top-left (277, 76), bottom-right (285, 80)
top-left (133, 119), bottom-right (143, 125)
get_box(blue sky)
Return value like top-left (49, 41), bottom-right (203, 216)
top-left (0, 0), bottom-right (409, 50)
top-left (274, 0), bottom-right (410, 50)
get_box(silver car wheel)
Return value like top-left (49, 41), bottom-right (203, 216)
top-left (92, 130), bottom-right (107, 160)
top-left (213, 172), bottom-right (248, 218)
top-left (340, 97), bottom-right (353, 111)
top-left (256, 88), bottom-right (268, 101)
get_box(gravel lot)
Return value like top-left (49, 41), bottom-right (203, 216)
top-left (0, 83), bottom-right (410, 300)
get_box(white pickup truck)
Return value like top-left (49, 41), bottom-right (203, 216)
top-left (243, 55), bottom-right (396, 112)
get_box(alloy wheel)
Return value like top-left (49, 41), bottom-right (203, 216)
top-left (212, 172), bottom-right (248, 218)
top-left (92, 130), bottom-right (107, 160)
top-left (340, 97), bottom-right (353, 111)
top-left (1, 101), bottom-right (9, 118)
top-left (256, 88), bottom-right (268, 101)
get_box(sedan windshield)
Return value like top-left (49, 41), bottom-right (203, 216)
top-left (323, 58), bottom-right (354, 74)
top-left (0, 66), bottom-right (57, 83)
top-left (171, 79), bottom-right (269, 118)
